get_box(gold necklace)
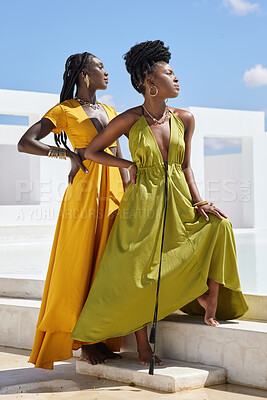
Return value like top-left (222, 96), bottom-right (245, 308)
top-left (75, 96), bottom-right (101, 110)
top-left (142, 104), bottom-right (170, 125)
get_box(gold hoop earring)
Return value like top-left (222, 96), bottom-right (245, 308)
top-left (149, 85), bottom-right (158, 97)
top-left (84, 74), bottom-right (90, 88)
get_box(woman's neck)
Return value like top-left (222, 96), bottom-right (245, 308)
top-left (76, 87), bottom-right (97, 104)
top-left (142, 97), bottom-right (167, 120)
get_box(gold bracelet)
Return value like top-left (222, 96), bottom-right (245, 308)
top-left (193, 200), bottom-right (215, 211)
top-left (127, 163), bottom-right (135, 172)
top-left (58, 148), bottom-right (67, 160)
top-left (193, 200), bottom-right (208, 207)
top-left (47, 146), bottom-right (67, 160)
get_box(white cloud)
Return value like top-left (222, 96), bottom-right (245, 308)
top-left (243, 64), bottom-right (267, 87)
top-left (205, 138), bottom-right (242, 152)
top-left (98, 94), bottom-right (116, 108)
top-left (223, 0), bottom-right (259, 15)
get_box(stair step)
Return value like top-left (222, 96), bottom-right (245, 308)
top-left (76, 352), bottom-right (226, 393)
top-left (122, 315), bottom-right (267, 391)
top-left (0, 297), bottom-right (40, 349)
top-left (1, 284), bottom-right (266, 391)
top-left (1, 277), bottom-right (267, 320)
top-left (0, 277), bottom-right (44, 299)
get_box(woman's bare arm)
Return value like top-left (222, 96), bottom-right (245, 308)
top-left (84, 111), bottom-right (136, 170)
top-left (17, 118), bottom-right (87, 175)
top-left (18, 118), bottom-right (58, 155)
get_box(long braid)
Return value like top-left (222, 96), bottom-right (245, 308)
top-left (54, 52), bottom-right (94, 149)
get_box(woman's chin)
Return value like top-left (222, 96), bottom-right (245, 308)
top-left (168, 91), bottom-right (179, 99)
top-left (98, 83), bottom-right (108, 91)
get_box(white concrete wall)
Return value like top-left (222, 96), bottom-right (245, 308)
top-left (204, 152), bottom-right (254, 228)
top-left (0, 91), bottom-right (266, 228)
top-left (0, 89), bottom-right (70, 225)
top-left (188, 106), bottom-right (266, 229)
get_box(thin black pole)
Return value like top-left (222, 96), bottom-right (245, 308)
top-left (149, 161), bottom-right (168, 375)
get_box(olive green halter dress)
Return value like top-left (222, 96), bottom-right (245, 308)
top-left (71, 111), bottom-right (248, 343)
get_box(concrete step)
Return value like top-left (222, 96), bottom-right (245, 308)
top-left (0, 277), bottom-right (44, 299)
top-left (1, 277), bottom-right (267, 320)
top-left (76, 352), bottom-right (226, 393)
top-left (1, 285), bottom-right (266, 391)
top-left (122, 315), bottom-right (267, 391)
top-left (0, 297), bottom-right (40, 349)
top-left (0, 296), bottom-right (81, 359)
top-left (239, 293), bottom-right (267, 321)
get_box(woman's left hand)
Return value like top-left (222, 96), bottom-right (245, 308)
top-left (197, 204), bottom-right (228, 222)
top-left (128, 163), bottom-right (137, 185)
top-left (67, 152), bottom-right (88, 185)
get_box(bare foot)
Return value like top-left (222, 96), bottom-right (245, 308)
top-left (197, 291), bottom-right (220, 327)
top-left (81, 344), bottom-right (108, 365)
top-left (96, 342), bottom-right (122, 360)
top-left (138, 345), bottom-right (163, 367)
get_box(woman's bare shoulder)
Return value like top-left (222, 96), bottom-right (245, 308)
top-left (118, 106), bottom-right (143, 120)
top-left (110, 106), bottom-right (143, 134)
top-left (169, 107), bottom-right (195, 130)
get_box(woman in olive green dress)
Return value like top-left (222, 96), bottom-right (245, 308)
top-left (71, 40), bottom-right (248, 370)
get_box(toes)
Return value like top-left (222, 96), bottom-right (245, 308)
top-left (155, 356), bottom-right (164, 366)
top-left (98, 356), bottom-right (108, 364)
top-left (138, 358), bottom-right (150, 366)
top-left (96, 343), bottom-right (122, 360)
top-left (205, 317), bottom-right (220, 327)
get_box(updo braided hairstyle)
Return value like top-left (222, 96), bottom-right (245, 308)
top-left (54, 52), bottom-right (95, 149)
top-left (123, 40), bottom-right (171, 94)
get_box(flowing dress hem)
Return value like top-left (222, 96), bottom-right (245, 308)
top-left (71, 279), bottom-right (248, 343)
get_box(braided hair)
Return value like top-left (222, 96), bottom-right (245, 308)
top-left (123, 40), bottom-right (171, 94)
top-left (54, 52), bottom-right (95, 149)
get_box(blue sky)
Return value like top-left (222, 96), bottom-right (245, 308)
top-left (1, 0), bottom-right (266, 111)
top-left (0, 0), bottom-right (266, 156)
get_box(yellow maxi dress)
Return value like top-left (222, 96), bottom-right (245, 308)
top-left (71, 112), bottom-right (248, 343)
top-left (29, 99), bottom-right (124, 369)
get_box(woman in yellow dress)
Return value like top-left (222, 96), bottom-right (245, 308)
top-left (17, 52), bottom-right (126, 369)
top-left (71, 41), bottom-right (248, 374)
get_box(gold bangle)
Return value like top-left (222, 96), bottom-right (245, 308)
top-left (127, 163), bottom-right (135, 172)
top-left (192, 200), bottom-right (209, 207)
top-left (58, 148), bottom-right (67, 160)
top-left (47, 146), bottom-right (66, 160)
top-left (193, 201), bottom-right (215, 211)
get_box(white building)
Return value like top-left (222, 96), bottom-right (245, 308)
top-left (0, 89), bottom-right (266, 229)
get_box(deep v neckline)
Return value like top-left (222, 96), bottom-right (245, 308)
top-left (142, 112), bottom-right (173, 165)
top-left (76, 100), bottom-right (110, 134)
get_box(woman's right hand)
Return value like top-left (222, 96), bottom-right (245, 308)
top-left (67, 150), bottom-right (88, 185)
